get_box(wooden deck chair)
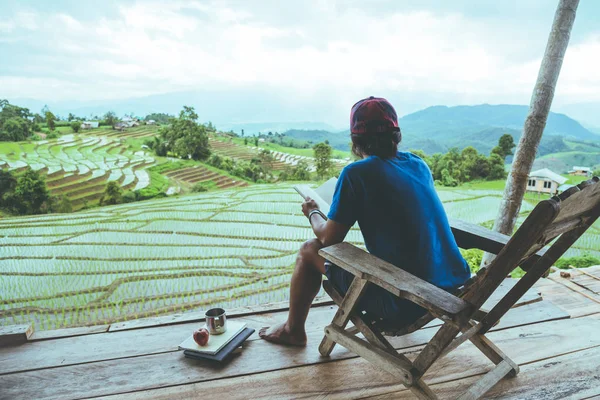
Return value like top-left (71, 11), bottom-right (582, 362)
top-left (317, 177), bottom-right (600, 400)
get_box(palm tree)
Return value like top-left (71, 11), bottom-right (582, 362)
top-left (483, 0), bottom-right (579, 266)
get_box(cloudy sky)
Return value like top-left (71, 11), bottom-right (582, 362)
top-left (0, 0), bottom-right (598, 125)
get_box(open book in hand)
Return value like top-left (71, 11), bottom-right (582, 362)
top-left (293, 177), bottom-right (338, 217)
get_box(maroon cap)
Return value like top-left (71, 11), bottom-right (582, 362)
top-left (350, 96), bottom-right (400, 135)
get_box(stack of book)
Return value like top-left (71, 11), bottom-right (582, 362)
top-left (178, 320), bottom-right (254, 362)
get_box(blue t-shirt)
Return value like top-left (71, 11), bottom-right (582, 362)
top-left (328, 151), bottom-right (470, 291)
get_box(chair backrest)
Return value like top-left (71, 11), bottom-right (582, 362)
top-left (463, 176), bottom-right (600, 309)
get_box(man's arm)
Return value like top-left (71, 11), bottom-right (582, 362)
top-left (302, 197), bottom-right (351, 247)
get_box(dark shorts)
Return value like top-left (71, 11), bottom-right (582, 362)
top-left (325, 262), bottom-right (427, 325)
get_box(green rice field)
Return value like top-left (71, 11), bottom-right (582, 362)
top-left (1, 183), bottom-right (599, 331)
top-left (0, 130), bottom-right (157, 208)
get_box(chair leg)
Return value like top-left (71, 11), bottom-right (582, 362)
top-left (409, 379), bottom-right (439, 400)
top-left (413, 322), bottom-right (461, 377)
top-left (457, 360), bottom-right (514, 400)
top-left (323, 280), bottom-right (395, 352)
top-left (318, 276), bottom-right (369, 356)
top-left (323, 281), bottom-right (438, 398)
top-left (469, 333), bottom-right (519, 377)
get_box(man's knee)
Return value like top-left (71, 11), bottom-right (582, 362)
top-left (299, 238), bottom-right (323, 260)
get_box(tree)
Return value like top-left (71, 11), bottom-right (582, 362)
top-left (45, 111), bottom-right (56, 131)
top-left (257, 149), bottom-right (275, 170)
top-left (155, 106), bottom-right (211, 161)
top-left (484, 0), bottom-right (579, 266)
top-left (67, 113), bottom-right (76, 121)
top-left (491, 134), bottom-right (516, 159)
top-left (487, 154), bottom-right (507, 180)
top-left (103, 111), bottom-right (118, 129)
top-left (0, 100), bottom-right (33, 141)
top-left (241, 129), bottom-right (245, 137)
top-left (5, 168), bottom-right (51, 214)
top-left (71, 121), bottom-right (82, 133)
top-left (313, 142), bottom-right (334, 180)
top-left (52, 194), bottom-right (73, 213)
top-left (1, 118), bottom-right (30, 141)
top-left (100, 181), bottom-right (123, 205)
top-left (244, 138), bottom-right (248, 145)
top-left (292, 159), bottom-right (311, 181)
top-left (254, 138), bottom-right (259, 146)
top-left (144, 113), bottom-right (172, 124)
top-left (0, 170), bottom-right (17, 208)
top-left (593, 168), bottom-right (600, 176)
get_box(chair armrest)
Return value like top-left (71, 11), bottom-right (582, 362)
top-left (449, 218), bottom-right (546, 264)
top-left (319, 242), bottom-right (471, 318)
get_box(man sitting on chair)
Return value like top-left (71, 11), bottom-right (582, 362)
top-left (259, 96), bottom-right (470, 346)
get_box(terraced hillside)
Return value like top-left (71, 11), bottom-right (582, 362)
top-left (165, 166), bottom-right (249, 189)
top-left (0, 135), bottom-right (155, 208)
top-left (1, 183), bottom-right (598, 331)
top-left (209, 137), bottom-right (349, 172)
top-left (87, 125), bottom-right (160, 139)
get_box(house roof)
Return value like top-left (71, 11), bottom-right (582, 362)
top-left (572, 166), bottom-right (592, 172)
top-left (529, 168), bottom-right (568, 184)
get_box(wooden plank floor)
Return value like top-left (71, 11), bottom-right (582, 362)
top-left (1, 274), bottom-right (599, 400)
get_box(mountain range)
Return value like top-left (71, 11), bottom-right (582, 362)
top-left (281, 104), bottom-right (599, 157)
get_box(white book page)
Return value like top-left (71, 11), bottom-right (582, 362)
top-left (294, 177), bottom-right (337, 216)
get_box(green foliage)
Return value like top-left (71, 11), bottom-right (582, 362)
top-left (100, 181), bottom-right (123, 206)
top-left (460, 249), bottom-right (483, 274)
top-left (45, 111), bottom-right (56, 131)
top-left (412, 135), bottom-right (510, 187)
top-left (256, 149), bottom-right (275, 170)
top-left (2, 168), bottom-right (51, 215)
top-left (144, 113), bottom-right (172, 124)
top-left (593, 168), bottom-right (600, 176)
top-left (279, 159), bottom-right (311, 181)
top-left (103, 111), bottom-right (118, 128)
top-left (554, 255), bottom-right (600, 269)
top-left (71, 121), bottom-right (82, 133)
top-left (154, 106), bottom-right (211, 161)
top-left (206, 153), bottom-right (268, 182)
top-left (0, 117), bottom-right (31, 141)
top-left (0, 170), bottom-right (17, 209)
top-left (46, 131), bottom-right (60, 139)
top-left (313, 142), bottom-right (334, 179)
top-left (491, 134), bottom-right (515, 159)
top-left (122, 191), bottom-right (137, 203)
top-left (191, 183), bottom-right (208, 192)
top-left (0, 99), bottom-right (34, 141)
top-left (51, 195), bottom-right (73, 213)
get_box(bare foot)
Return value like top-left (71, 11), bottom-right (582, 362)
top-left (258, 322), bottom-right (307, 346)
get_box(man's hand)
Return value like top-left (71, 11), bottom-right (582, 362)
top-left (302, 197), bottom-right (319, 218)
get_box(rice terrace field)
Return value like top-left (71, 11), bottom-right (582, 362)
top-left (1, 182), bottom-right (599, 331)
top-left (0, 128), bottom-right (156, 208)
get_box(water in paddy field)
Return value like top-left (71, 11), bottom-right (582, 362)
top-left (1, 184), bottom-right (598, 331)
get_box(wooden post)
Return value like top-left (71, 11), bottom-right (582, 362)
top-left (482, 0), bottom-right (579, 266)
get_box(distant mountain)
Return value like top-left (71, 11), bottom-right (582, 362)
top-left (217, 122), bottom-right (339, 134)
top-left (283, 104), bottom-right (599, 155)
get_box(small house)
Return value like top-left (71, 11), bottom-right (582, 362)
top-left (568, 166), bottom-right (592, 177)
top-left (81, 121), bottom-right (99, 130)
top-left (526, 168), bottom-right (567, 195)
top-left (121, 116), bottom-right (139, 128)
top-left (146, 120), bottom-right (156, 125)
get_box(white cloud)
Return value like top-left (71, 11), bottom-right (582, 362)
top-left (0, 0), bottom-right (598, 111)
